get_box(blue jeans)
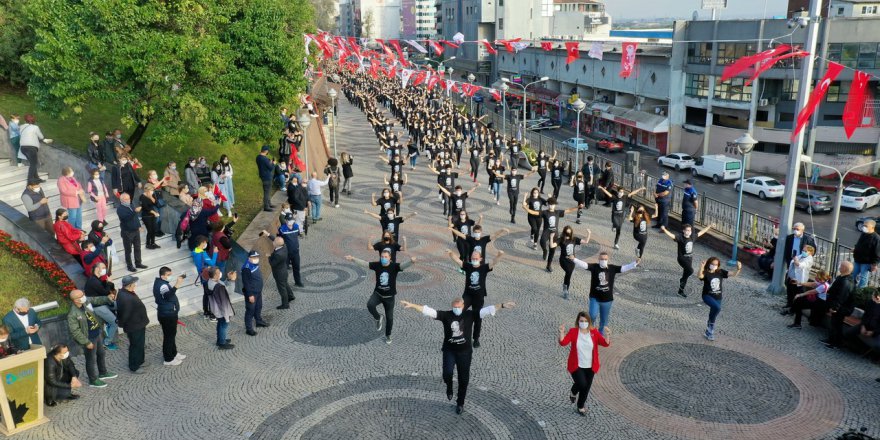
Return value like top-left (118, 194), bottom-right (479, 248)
top-left (92, 304), bottom-right (118, 344)
top-left (588, 298), bottom-right (613, 335)
top-left (702, 294), bottom-right (722, 332)
top-left (409, 155), bottom-right (417, 168)
top-left (852, 262), bottom-right (873, 288)
top-left (492, 181), bottom-right (501, 200)
top-left (309, 195), bottom-right (322, 220)
top-left (216, 318), bottom-right (229, 345)
top-left (67, 207), bottom-right (83, 230)
top-left (10, 136), bottom-right (21, 164)
top-left (275, 174), bottom-right (287, 190)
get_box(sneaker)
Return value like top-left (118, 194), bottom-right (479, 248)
top-left (174, 353), bottom-right (187, 361)
top-left (98, 372), bottom-right (118, 380)
top-left (613, 244), bottom-right (620, 249)
top-left (335, 204), bottom-right (340, 208)
top-left (218, 343), bottom-right (235, 350)
top-left (104, 343), bottom-right (119, 351)
top-left (376, 315), bottom-right (385, 332)
top-left (704, 331), bottom-right (715, 341)
top-left (89, 379), bottom-right (108, 388)
top-left (787, 323), bottom-right (802, 329)
top-left (677, 289), bottom-right (687, 298)
top-left (163, 358), bottom-right (183, 366)
top-left (473, 339), bottom-right (481, 348)
top-left (455, 405), bottom-right (463, 415)
top-left (385, 336), bottom-right (392, 344)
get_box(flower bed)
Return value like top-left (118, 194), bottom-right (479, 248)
top-left (0, 229), bottom-right (75, 315)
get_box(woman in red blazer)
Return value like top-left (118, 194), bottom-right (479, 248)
top-left (558, 311), bottom-right (611, 415)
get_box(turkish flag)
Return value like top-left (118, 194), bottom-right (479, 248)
top-left (412, 71), bottom-right (427, 87)
top-left (792, 62), bottom-right (845, 140)
top-left (565, 42), bottom-right (579, 64)
top-left (498, 38), bottom-right (521, 53)
top-left (619, 42), bottom-right (638, 78)
top-left (721, 45), bottom-right (791, 81)
top-left (388, 40), bottom-right (407, 66)
top-left (541, 41), bottom-right (553, 51)
top-left (427, 40), bottom-right (444, 56)
top-left (369, 59), bottom-right (379, 79)
top-left (844, 69), bottom-right (872, 139)
top-left (482, 40), bottom-right (498, 55)
top-left (442, 40), bottom-right (460, 49)
top-left (744, 50), bottom-right (809, 86)
top-left (491, 89), bottom-right (501, 101)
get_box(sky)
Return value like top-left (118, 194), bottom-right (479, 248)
top-left (605, 0), bottom-right (789, 21)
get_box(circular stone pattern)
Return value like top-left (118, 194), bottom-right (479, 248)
top-left (493, 230), bottom-right (601, 261)
top-left (251, 375), bottom-right (547, 440)
top-left (618, 343), bottom-right (799, 424)
top-left (299, 263), bottom-right (367, 293)
top-left (288, 308), bottom-right (382, 347)
top-left (617, 274), bottom-right (703, 308)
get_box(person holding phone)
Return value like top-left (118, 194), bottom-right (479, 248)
top-left (154, 267), bottom-right (187, 366)
top-left (3, 298), bottom-right (42, 351)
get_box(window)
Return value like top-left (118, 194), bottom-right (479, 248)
top-left (499, 18), bottom-right (503, 30)
top-left (716, 42), bottom-right (756, 65)
top-left (862, 5), bottom-right (878, 14)
top-left (781, 79), bottom-right (800, 101)
top-left (685, 73), bottom-right (710, 97)
top-left (823, 114), bottom-right (843, 121)
top-left (826, 81), bottom-right (850, 102)
top-left (687, 43), bottom-right (712, 64)
top-left (715, 77), bottom-right (752, 102)
top-left (754, 142), bottom-right (789, 154)
top-left (779, 112), bottom-right (794, 122)
top-left (725, 162), bottom-right (742, 171)
top-left (837, 7), bottom-right (844, 15)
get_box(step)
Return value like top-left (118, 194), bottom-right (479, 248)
top-left (0, 166), bottom-right (36, 187)
top-left (0, 172), bottom-right (52, 197)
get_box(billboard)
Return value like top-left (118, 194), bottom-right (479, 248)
top-left (401, 0), bottom-right (416, 39)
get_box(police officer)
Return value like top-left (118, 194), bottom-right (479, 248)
top-left (654, 171), bottom-right (673, 229)
top-left (681, 179), bottom-right (699, 228)
top-left (240, 250), bottom-right (268, 336)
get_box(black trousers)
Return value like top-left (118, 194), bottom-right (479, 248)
top-left (328, 185), bottom-right (339, 204)
top-left (158, 315), bottom-right (178, 362)
top-left (507, 190), bottom-right (518, 218)
top-left (634, 235), bottom-right (647, 259)
top-left (143, 216), bottom-right (158, 246)
top-left (83, 333), bottom-right (107, 382)
top-left (612, 215), bottom-right (624, 245)
top-left (828, 310), bottom-right (848, 347)
top-left (528, 215), bottom-right (541, 243)
top-left (462, 294), bottom-right (485, 341)
top-left (274, 273), bottom-right (294, 307)
top-left (21, 145), bottom-right (40, 180)
top-left (561, 258), bottom-right (576, 288)
top-left (121, 229), bottom-right (142, 268)
top-left (540, 229), bottom-right (556, 261)
top-left (786, 279), bottom-right (802, 308)
top-left (551, 178), bottom-right (562, 199)
top-left (537, 171), bottom-right (547, 192)
top-left (289, 250), bottom-right (302, 285)
top-left (442, 349), bottom-right (473, 406)
top-left (126, 328), bottom-right (146, 371)
top-left (678, 256), bottom-right (694, 289)
top-left (656, 200), bottom-right (670, 227)
top-left (261, 180), bottom-right (272, 209)
top-left (367, 291), bottom-right (395, 337)
top-left (570, 367), bottom-right (596, 409)
top-left (793, 298), bottom-right (826, 326)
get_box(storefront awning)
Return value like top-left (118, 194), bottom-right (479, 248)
top-left (590, 103), bottom-right (668, 133)
top-left (490, 82), bottom-right (560, 105)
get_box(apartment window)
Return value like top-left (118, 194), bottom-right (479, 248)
top-left (837, 7), bottom-right (844, 15)
top-left (499, 0), bottom-right (503, 5)
top-left (862, 5), bottom-right (878, 14)
top-left (826, 81), bottom-right (850, 102)
top-left (781, 79), bottom-right (800, 101)
top-left (828, 43), bottom-right (880, 69)
top-left (715, 77), bottom-right (752, 102)
top-left (754, 142), bottom-right (789, 154)
top-left (685, 73), bottom-right (710, 98)
top-left (716, 42), bottom-right (756, 65)
top-left (686, 43), bottom-right (712, 64)
top-left (499, 18), bottom-right (503, 30)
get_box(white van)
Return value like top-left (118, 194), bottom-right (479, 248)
top-left (691, 155), bottom-right (742, 183)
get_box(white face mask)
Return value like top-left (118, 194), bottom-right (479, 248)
top-left (77, 296), bottom-right (88, 304)
top-left (794, 230), bottom-right (803, 237)
top-left (473, 233), bottom-right (481, 239)
top-left (452, 307), bottom-right (463, 316)
top-left (98, 269), bottom-right (106, 277)
top-left (598, 260), bottom-right (608, 269)
top-left (578, 321), bottom-right (589, 329)
top-left (709, 264), bottom-right (718, 271)
top-left (0, 338), bottom-right (7, 343)
top-left (861, 226), bottom-right (869, 233)
top-left (61, 352), bottom-right (70, 360)
top-left (455, 191), bottom-right (462, 196)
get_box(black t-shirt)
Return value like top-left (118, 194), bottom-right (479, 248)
top-left (676, 233), bottom-right (696, 259)
top-left (702, 269), bottom-right (729, 300)
top-left (611, 195), bottom-right (628, 216)
top-left (462, 264), bottom-right (492, 296)
top-left (551, 165), bottom-right (564, 180)
top-left (453, 219), bottom-right (475, 238)
top-left (449, 193), bottom-right (468, 212)
top-left (588, 263), bottom-right (622, 302)
top-left (527, 197), bottom-right (546, 215)
top-left (538, 156), bottom-right (549, 172)
top-left (389, 160), bottom-right (404, 174)
top-left (389, 178), bottom-right (404, 193)
top-left (465, 236), bottom-right (492, 259)
top-left (439, 172), bottom-right (458, 189)
top-left (369, 261), bottom-right (402, 296)
top-left (380, 216), bottom-right (404, 236)
top-left (542, 209), bottom-right (564, 231)
top-left (633, 216), bottom-right (648, 238)
top-left (435, 309), bottom-right (478, 352)
top-left (572, 179), bottom-right (587, 197)
top-left (505, 174), bottom-right (523, 192)
top-left (373, 242), bottom-right (402, 261)
top-left (376, 196), bottom-right (398, 215)
top-left (558, 237), bottom-right (582, 260)
top-left (139, 194), bottom-right (159, 219)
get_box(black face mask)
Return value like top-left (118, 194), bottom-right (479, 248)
top-left (15, 310), bottom-right (27, 316)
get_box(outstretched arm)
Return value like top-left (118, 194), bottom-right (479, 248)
top-left (400, 256), bottom-right (417, 270)
top-left (446, 249), bottom-right (463, 267)
top-left (345, 255), bottom-right (370, 268)
top-left (379, 155), bottom-right (390, 164)
top-left (697, 223), bottom-right (714, 237)
top-left (437, 184), bottom-right (451, 196)
top-left (597, 186), bottom-right (612, 198)
top-left (730, 261), bottom-right (742, 278)
top-left (629, 187), bottom-right (646, 196)
top-left (448, 226), bottom-right (467, 240)
top-left (698, 260), bottom-right (706, 280)
top-left (399, 300), bottom-right (428, 315)
top-left (493, 228), bottom-right (511, 241)
top-left (403, 212), bottom-right (418, 221)
top-left (620, 261), bottom-right (639, 273)
top-left (402, 236), bottom-right (408, 252)
top-left (659, 225), bottom-right (677, 240)
top-left (583, 229), bottom-right (592, 245)
top-left (371, 193), bottom-right (378, 206)
top-left (467, 183), bottom-right (481, 195)
top-left (563, 206), bottom-right (579, 214)
top-left (489, 250), bottom-right (505, 270)
top-left (476, 214), bottom-right (484, 226)
top-left (363, 210), bottom-right (382, 220)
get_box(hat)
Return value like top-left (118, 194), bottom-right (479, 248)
top-left (248, 250), bottom-right (260, 258)
top-left (121, 275), bottom-right (138, 287)
top-left (283, 213), bottom-right (294, 222)
top-left (26, 178), bottom-right (42, 186)
top-left (261, 145), bottom-right (271, 152)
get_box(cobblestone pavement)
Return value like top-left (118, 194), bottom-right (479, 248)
top-left (20, 96), bottom-right (880, 440)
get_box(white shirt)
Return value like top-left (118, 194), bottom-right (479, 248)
top-left (576, 331), bottom-right (594, 369)
top-left (422, 305), bottom-right (496, 319)
top-left (16, 312), bottom-right (29, 330)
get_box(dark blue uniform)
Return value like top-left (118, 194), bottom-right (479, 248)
top-left (682, 186), bottom-right (698, 227)
top-left (654, 178), bottom-right (673, 228)
top-left (241, 260), bottom-right (267, 332)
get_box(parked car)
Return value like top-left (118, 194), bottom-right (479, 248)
top-left (526, 118), bottom-right (560, 131)
top-left (657, 153), bottom-right (696, 171)
top-left (563, 137), bottom-right (590, 151)
top-left (855, 215), bottom-right (880, 231)
top-left (794, 190), bottom-right (833, 213)
top-left (597, 138), bottom-right (624, 152)
top-left (734, 176), bottom-right (785, 200)
top-left (841, 185), bottom-right (880, 211)
top-left (691, 155), bottom-right (742, 183)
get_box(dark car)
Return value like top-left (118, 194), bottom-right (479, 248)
top-left (794, 190), bottom-right (833, 214)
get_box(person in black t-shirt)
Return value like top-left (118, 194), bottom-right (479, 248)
top-left (660, 222), bottom-right (713, 297)
top-left (400, 298), bottom-right (515, 414)
top-left (497, 162), bottom-right (536, 224)
top-left (598, 186), bottom-right (645, 249)
top-left (569, 172), bottom-right (588, 224)
top-left (549, 159), bottom-right (565, 199)
top-left (439, 183), bottom-right (480, 218)
top-left (628, 204), bottom-right (657, 262)
top-left (346, 252), bottom-right (416, 344)
top-left (364, 208), bottom-right (418, 243)
top-left (449, 224), bottom-right (510, 261)
top-left (446, 249), bottom-right (505, 347)
top-left (524, 197), bottom-right (578, 268)
top-left (379, 153), bottom-right (406, 176)
top-left (536, 150), bottom-right (557, 194)
top-left (549, 226), bottom-right (591, 298)
top-left (572, 252), bottom-right (638, 335)
top-left (429, 164), bottom-right (460, 216)
top-left (384, 171), bottom-right (407, 195)
top-left (698, 257), bottom-right (741, 341)
top-left (369, 232), bottom-right (406, 262)
top-left (372, 188), bottom-right (402, 217)
top-left (522, 188), bottom-right (546, 249)
top-left (449, 211), bottom-right (482, 262)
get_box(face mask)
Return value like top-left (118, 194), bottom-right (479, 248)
top-left (473, 233), bottom-right (481, 239)
top-left (794, 230), bottom-right (803, 237)
top-left (549, 205), bottom-right (556, 211)
top-left (190, 162), bottom-right (196, 167)
top-left (598, 260), bottom-right (608, 269)
top-left (0, 338), bottom-right (7, 343)
top-left (578, 321), bottom-right (589, 329)
top-left (77, 296), bottom-right (88, 304)
top-left (15, 310), bottom-right (26, 316)
top-left (455, 191), bottom-right (462, 196)
top-left (383, 193), bottom-right (390, 198)
top-left (120, 160), bottom-right (129, 166)
top-left (380, 257), bottom-right (390, 265)
top-left (709, 264), bottom-right (718, 271)
top-left (471, 260), bottom-right (480, 267)
top-left (861, 226), bottom-right (868, 233)
top-left (223, 160), bottom-right (229, 164)
top-left (452, 307), bottom-right (463, 316)
top-left (97, 269), bottom-right (106, 277)
top-left (170, 165), bottom-right (177, 170)
top-left (387, 213), bottom-right (394, 219)
top-left (61, 352), bottom-right (70, 360)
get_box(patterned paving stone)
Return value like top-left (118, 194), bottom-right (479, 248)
top-left (616, 272), bottom-right (705, 308)
top-left (298, 262), bottom-right (368, 293)
top-left (289, 308), bottom-right (382, 346)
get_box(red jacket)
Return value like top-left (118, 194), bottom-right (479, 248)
top-left (54, 220), bottom-right (83, 256)
top-left (559, 328), bottom-right (609, 374)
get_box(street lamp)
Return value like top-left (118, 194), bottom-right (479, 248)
top-left (571, 98), bottom-right (587, 172)
top-left (801, 156), bottom-right (880, 244)
top-left (327, 88), bottom-right (338, 158)
top-left (298, 113), bottom-right (312, 175)
top-left (425, 56), bottom-right (455, 70)
top-left (502, 76), bottom-right (549, 145)
top-left (728, 132), bottom-right (757, 266)
top-left (447, 67), bottom-right (454, 76)
top-left (499, 82), bottom-right (509, 139)
top-left (468, 73), bottom-right (476, 115)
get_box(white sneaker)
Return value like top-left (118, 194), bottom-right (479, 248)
top-left (163, 358), bottom-right (183, 366)
top-left (174, 353), bottom-right (187, 361)
top-left (335, 204), bottom-right (340, 208)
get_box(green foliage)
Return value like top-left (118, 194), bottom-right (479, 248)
top-left (0, 0), bottom-right (34, 85)
top-left (311, 0), bottom-right (337, 32)
top-left (21, 0), bottom-right (314, 149)
top-left (854, 286), bottom-right (878, 310)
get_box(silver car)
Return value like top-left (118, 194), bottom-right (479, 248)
top-left (794, 190), bottom-right (833, 213)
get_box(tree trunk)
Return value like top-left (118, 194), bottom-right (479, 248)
top-left (126, 119), bottom-right (151, 152)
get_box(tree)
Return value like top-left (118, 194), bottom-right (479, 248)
top-left (311, 0), bottom-right (337, 32)
top-left (362, 10), bottom-right (375, 39)
top-left (0, 0), bottom-right (34, 85)
top-left (22, 0), bottom-right (315, 150)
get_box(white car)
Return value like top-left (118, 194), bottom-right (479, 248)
top-left (657, 153), bottom-right (696, 171)
top-left (841, 185), bottom-right (880, 211)
top-left (734, 176), bottom-right (785, 200)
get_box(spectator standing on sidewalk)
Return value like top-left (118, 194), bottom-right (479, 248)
top-left (307, 172), bottom-right (330, 222)
top-left (67, 289), bottom-right (118, 389)
top-left (116, 275), bottom-right (149, 373)
top-left (154, 267), bottom-right (186, 367)
top-left (852, 219), bottom-right (880, 288)
top-left (257, 145), bottom-right (275, 212)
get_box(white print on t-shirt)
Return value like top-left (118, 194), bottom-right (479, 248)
top-left (598, 272), bottom-right (608, 286)
top-left (460, 225), bottom-right (469, 234)
top-left (566, 244), bottom-right (574, 256)
top-left (639, 221), bottom-right (647, 232)
top-left (469, 271), bottom-right (480, 288)
top-left (387, 222), bottom-right (396, 233)
top-left (710, 278), bottom-right (721, 293)
top-left (379, 272), bottom-right (390, 287)
top-left (532, 201), bottom-right (541, 210)
top-left (383, 202), bottom-right (391, 210)
top-left (392, 183), bottom-right (400, 191)
top-left (511, 179), bottom-right (518, 188)
top-left (445, 177), bottom-right (452, 186)
top-left (473, 245), bottom-right (483, 255)
top-left (553, 170), bottom-right (560, 177)
top-left (685, 241), bottom-right (693, 254)
top-left (578, 182), bottom-right (584, 191)
top-left (615, 201), bottom-right (623, 211)
top-left (450, 321), bottom-right (463, 337)
top-left (456, 199), bottom-right (463, 208)
top-left (548, 216), bottom-right (557, 228)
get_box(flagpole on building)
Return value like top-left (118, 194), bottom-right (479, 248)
top-left (769, 0), bottom-right (822, 294)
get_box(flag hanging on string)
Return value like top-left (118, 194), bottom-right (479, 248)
top-left (721, 45), bottom-right (791, 81)
top-left (427, 40), bottom-right (444, 56)
top-left (512, 41), bottom-right (530, 53)
top-left (541, 41), bottom-right (553, 51)
top-left (565, 42), bottom-right (579, 64)
top-left (743, 50), bottom-right (809, 86)
top-left (588, 42), bottom-right (603, 60)
top-left (388, 40), bottom-right (407, 66)
top-left (405, 40), bottom-right (427, 53)
top-left (792, 61), bottom-right (844, 140)
top-left (481, 40), bottom-right (498, 55)
top-left (619, 42), bottom-right (638, 78)
top-left (491, 89), bottom-right (501, 101)
top-left (442, 40), bottom-right (460, 49)
top-left (453, 32), bottom-right (465, 45)
top-left (843, 69), bottom-right (872, 139)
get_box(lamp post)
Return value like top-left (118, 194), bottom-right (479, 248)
top-left (298, 113), bottom-right (312, 175)
top-left (468, 73), bottom-right (476, 115)
top-left (801, 156), bottom-right (880, 244)
top-left (424, 56), bottom-right (455, 70)
top-left (500, 82), bottom-right (509, 139)
top-left (571, 98), bottom-right (587, 173)
top-left (327, 88), bottom-right (338, 158)
top-left (728, 132), bottom-right (757, 266)
top-left (502, 76), bottom-right (549, 146)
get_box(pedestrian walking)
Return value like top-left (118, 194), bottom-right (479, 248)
top-left (345, 252), bottom-right (417, 344)
top-left (154, 267), bottom-right (186, 366)
top-left (698, 257), bottom-right (742, 341)
top-left (324, 158), bottom-right (341, 207)
top-left (558, 312), bottom-right (611, 416)
top-left (18, 114), bottom-right (51, 182)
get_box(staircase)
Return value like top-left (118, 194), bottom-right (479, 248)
top-left (0, 161), bottom-right (227, 325)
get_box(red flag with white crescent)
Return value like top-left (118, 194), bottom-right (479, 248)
top-left (792, 62), bottom-right (845, 140)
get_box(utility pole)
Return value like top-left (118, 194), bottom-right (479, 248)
top-left (770, 0), bottom-right (822, 294)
